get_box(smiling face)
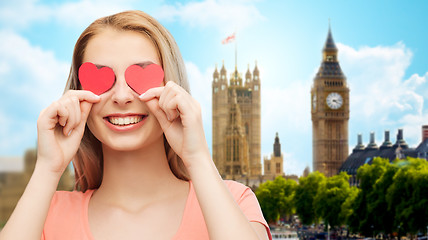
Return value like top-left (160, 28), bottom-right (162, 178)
top-left (83, 28), bottom-right (164, 151)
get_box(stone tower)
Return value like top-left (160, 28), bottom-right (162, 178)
top-left (311, 26), bottom-right (350, 177)
top-left (263, 132), bottom-right (284, 179)
top-left (212, 62), bottom-right (261, 179)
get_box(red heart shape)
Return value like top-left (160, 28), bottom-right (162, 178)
top-left (78, 62), bottom-right (115, 95)
top-left (125, 64), bottom-right (164, 95)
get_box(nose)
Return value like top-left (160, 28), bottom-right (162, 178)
top-left (110, 75), bottom-right (135, 105)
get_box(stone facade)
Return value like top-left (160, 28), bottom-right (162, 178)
top-left (212, 62), bottom-right (261, 180)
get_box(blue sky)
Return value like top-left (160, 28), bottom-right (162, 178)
top-left (0, 0), bottom-right (427, 176)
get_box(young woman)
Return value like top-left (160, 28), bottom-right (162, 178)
top-left (0, 10), bottom-right (271, 240)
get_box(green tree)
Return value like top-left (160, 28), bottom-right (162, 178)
top-left (314, 172), bottom-right (352, 229)
top-left (340, 185), bottom-right (359, 225)
top-left (386, 158), bottom-right (428, 236)
top-left (367, 158), bottom-right (398, 236)
top-left (294, 171), bottom-right (326, 225)
top-left (348, 157), bottom-right (388, 236)
top-left (256, 176), bottom-right (297, 223)
top-left (280, 178), bottom-right (298, 221)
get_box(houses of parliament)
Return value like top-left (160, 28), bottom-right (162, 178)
top-left (212, 61), bottom-right (287, 185)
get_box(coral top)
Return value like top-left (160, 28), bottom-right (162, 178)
top-left (42, 180), bottom-right (272, 240)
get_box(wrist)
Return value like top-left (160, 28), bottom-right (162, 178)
top-left (185, 152), bottom-right (220, 180)
top-left (34, 159), bottom-right (64, 182)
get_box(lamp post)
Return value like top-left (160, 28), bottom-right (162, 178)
top-left (327, 223), bottom-right (330, 240)
top-left (397, 225), bottom-right (400, 240)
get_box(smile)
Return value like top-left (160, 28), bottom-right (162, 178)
top-left (108, 115), bottom-right (144, 126)
top-left (103, 113), bottom-right (148, 132)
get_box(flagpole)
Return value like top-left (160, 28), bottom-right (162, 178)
top-left (235, 31), bottom-right (237, 79)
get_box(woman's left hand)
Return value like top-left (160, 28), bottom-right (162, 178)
top-left (139, 81), bottom-right (210, 169)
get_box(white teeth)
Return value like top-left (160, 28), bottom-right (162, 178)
top-left (108, 116), bottom-right (143, 126)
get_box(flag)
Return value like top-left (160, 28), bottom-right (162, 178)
top-left (222, 32), bottom-right (236, 44)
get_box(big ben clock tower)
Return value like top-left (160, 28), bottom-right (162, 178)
top-left (311, 26), bottom-right (349, 177)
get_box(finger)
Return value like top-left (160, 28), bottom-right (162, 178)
top-left (65, 90), bottom-right (101, 103)
top-left (56, 102), bottom-right (69, 128)
top-left (169, 92), bottom-right (195, 121)
top-left (145, 98), bottom-right (171, 129)
top-left (62, 104), bottom-right (75, 136)
top-left (75, 101), bottom-right (93, 135)
top-left (159, 89), bottom-right (178, 120)
top-left (80, 101), bottom-right (93, 122)
top-left (73, 97), bottom-right (82, 129)
top-left (139, 87), bottom-right (165, 101)
top-left (65, 97), bottom-right (81, 136)
top-left (164, 98), bottom-right (180, 121)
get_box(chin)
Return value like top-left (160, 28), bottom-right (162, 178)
top-left (102, 132), bottom-right (164, 152)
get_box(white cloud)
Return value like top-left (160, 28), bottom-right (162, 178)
top-left (283, 152), bottom-right (307, 177)
top-left (0, 0), bottom-right (135, 29)
top-left (338, 42), bottom-right (428, 146)
top-left (0, 30), bottom-right (68, 155)
top-left (0, 30), bottom-right (68, 106)
top-left (155, 0), bottom-right (265, 34)
top-left (53, 0), bottom-right (135, 27)
top-left (184, 61), bottom-right (214, 152)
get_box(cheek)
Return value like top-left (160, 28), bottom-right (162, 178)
top-left (86, 114), bottom-right (99, 139)
top-left (85, 105), bottom-right (103, 139)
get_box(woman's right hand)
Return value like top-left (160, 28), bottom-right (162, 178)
top-left (36, 90), bottom-right (100, 176)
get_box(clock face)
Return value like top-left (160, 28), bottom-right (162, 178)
top-left (326, 92), bottom-right (343, 109)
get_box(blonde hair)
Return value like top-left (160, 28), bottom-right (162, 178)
top-left (65, 10), bottom-right (190, 192)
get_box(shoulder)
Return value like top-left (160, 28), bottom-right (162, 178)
top-left (223, 180), bottom-right (250, 193)
top-left (50, 190), bottom-right (92, 210)
top-left (223, 180), bottom-right (254, 204)
top-left (52, 190), bottom-right (88, 201)
top-left (47, 190), bottom-right (92, 218)
top-left (223, 180), bottom-right (272, 239)
top-left (43, 190), bottom-right (94, 238)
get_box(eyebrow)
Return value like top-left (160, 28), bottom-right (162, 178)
top-left (93, 61), bottom-right (155, 70)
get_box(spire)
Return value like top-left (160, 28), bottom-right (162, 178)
top-left (246, 64), bottom-right (251, 81)
top-left (253, 60), bottom-right (259, 76)
top-left (229, 89), bottom-right (243, 126)
top-left (274, 132), bottom-right (281, 157)
top-left (323, 21), bottom-right (337, 51)
top-left (213, 63), bottom-right (219, 78)
top-left (220, 60), bottom-right (227, 76)
top-left (315, 23), bottom-right (345, 78)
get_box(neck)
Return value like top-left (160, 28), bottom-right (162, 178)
top-left (96, 135), bottom-right (184, 204)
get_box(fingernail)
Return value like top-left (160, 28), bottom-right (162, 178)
top-left (167, 115), bottom-right (171, 121)
top-left (68, 130), bottom-right (73, 136)
top-left (139, 92), bottom-right (146, 99)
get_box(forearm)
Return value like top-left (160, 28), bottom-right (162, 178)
top-left (0, 162), bottom-right (61, 240)
top-left (187, 153), bottom-right (264, 240)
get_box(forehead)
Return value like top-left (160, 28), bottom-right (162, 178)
top-left (83, 28), bottom-right (161, 69)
